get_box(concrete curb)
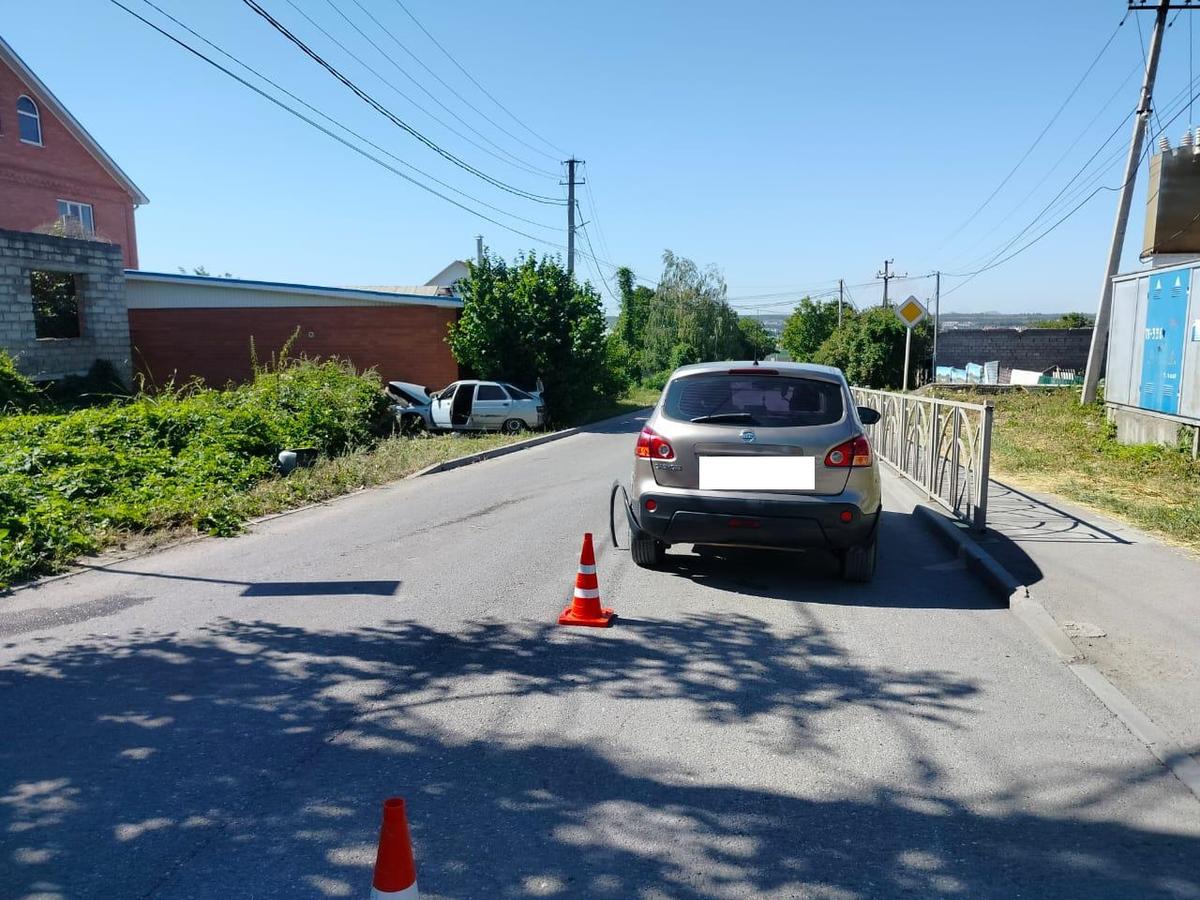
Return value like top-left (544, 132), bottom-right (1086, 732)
top-left (914, 502), bottom-right (1200, 803)
top-left (912, 505), bottom-right (1023, 601)
top-left (411, 408), bottom-right (650, 478)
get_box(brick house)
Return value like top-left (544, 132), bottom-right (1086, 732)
top-left (0, 34), bottom-right (147, 268)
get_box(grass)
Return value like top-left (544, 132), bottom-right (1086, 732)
top-left (941, 388), bottom-right (1200, 552)
top-left (0, 368), bottom-right (657, 590)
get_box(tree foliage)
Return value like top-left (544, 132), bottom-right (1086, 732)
top-left (780, 298), bottom-right (842, 362)
top-left (813, 306), bottom-right (930, 388)
top-left (1032, 312), bottom-right (1093, 329)
top-left (447, 250), bottom-right (618, 420)
top-left (642, 250), bottom-right (742, 377)
top-left (737, 316), bottom-right (776, 360)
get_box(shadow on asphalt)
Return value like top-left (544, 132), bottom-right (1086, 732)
top-left (657, 511), bottom-right (1001, 609)
top-left (72, 565), bottom-right (402, 598)
top-left (975, 480), bottom-right (1136, 588)
top-left (2, 609), bottom-right (1197, 897)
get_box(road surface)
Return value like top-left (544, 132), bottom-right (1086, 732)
top-left (1, 411), bottom-right (1197, 899)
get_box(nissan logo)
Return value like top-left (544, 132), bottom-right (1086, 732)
top-left (740, 430), bottom-right (756, 444)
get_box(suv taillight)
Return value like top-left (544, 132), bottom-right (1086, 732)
top-left (824, 435), bottom-right (871, 468)
top-left (636, 426), bottom-right (675, 461)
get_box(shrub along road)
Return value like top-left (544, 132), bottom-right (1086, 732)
top-left (0, 411), bottom-right (1197, 898)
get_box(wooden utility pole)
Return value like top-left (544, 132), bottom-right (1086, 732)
top-left (838, 278), bottom-right (844, 325)
top-left (1082, 0), bottom-right (1174, 403)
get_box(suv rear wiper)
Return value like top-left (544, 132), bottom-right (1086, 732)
top-left (690, 412), bottom-right (756, 424)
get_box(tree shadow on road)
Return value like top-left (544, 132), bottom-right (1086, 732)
top-left (1, 614), bottom-right (1196, 899)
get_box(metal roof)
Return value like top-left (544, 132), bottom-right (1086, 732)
top-left (0, 34), bottom-right (149, 206)
top-left (125, 269), bottom-right (463, 308)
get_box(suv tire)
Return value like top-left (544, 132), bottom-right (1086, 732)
top-left (840, 538), bottom-right (877, 583)
top-left (631, 527), bottom-right (665, 569)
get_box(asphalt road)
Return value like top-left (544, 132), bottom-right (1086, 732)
top-left (1, 411), bottom-right (1198, 899)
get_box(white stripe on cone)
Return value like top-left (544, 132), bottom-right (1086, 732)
top-left (573, 587), bottom-right (600, 599)
top-left (371, 884), bottom-right (419, 899)
top-left (578, 564), bottom-right (597, 574)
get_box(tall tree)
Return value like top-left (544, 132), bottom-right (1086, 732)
top-left (737, 316), bottom-right (776, 360)
top-left (448, 251), bottom-right (617, 418)
top-left (643, 250), bottom-right (741, 374)
top-left (780, 297), bottom-right (842, 362)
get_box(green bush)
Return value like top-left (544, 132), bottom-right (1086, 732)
top-left (0, 351), bottom-right (42, 412)
top-left (0, 357), bottom-right (390, 588)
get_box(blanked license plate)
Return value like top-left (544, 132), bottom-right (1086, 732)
top-left (698, 456), bottom-right (816, 491)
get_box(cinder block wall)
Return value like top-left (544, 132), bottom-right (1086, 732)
top-left (0, 228), bottom-right (130, 382)
top-left (936, 328), bottom-right (1094, 372)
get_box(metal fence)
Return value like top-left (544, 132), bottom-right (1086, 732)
top-left (851, 387), bottom-right (995, 531)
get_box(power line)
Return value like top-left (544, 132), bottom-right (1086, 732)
top-left (389, 0), bottom-right (568, 158)
top-left (346, 0), bottom-right (564, 165)
top-left (934, 12), bottom-right (1130, 252)
top-left (128, 0), bottom-right (559, 233)
top-left (109, 0), bottom-right (570, 248)
top-left (944, 57), bottom-right (1144, 271)
top-left (942, 61), bottom-right (1200, 297)
top-left (278, 0), bottom-right (554, 181)
top-left (941, 86), bottom-right (1200, 297)
top-left (313, 0), bottom-right (559, 179)
top-left (240, 0), bottom-right (565, 205)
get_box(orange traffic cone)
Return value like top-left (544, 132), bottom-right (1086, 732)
top-left (370, 797), bottom-right (419, 898)
top-left (559, 532), bottom-right (615, 627)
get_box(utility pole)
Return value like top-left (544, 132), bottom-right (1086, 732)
top-left (838, 278), bottom-right (844, 326)
top-left (932, 270), bottom-right (941, 376)
top-left (565, 158), bottom-right (579, 277)
top-left (475, 234), bottom-right (483, 266)
top-left (1082, 0), bottom-right (1174, 404)
top-left (876, 259), bottom-right (905, 307)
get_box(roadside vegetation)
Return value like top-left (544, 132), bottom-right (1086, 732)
top-left (0, 346), bottom-right (657, 590)
top-left (779, 298), bottom-right (930, 388)
top-left (604, 250), bottom-right (778, 390)
top-left (942, 388), bottom-right (1200, 551)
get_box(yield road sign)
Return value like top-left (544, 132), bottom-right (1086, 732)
top-left (896, 295), bottom-right (928, 328)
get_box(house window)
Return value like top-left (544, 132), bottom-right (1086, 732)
top-left (57, 200), bottom-right (95, 237)
top-left (31, 271), bottom-right (81, 339)
top-left (17, 96), bottom-right (42, 145)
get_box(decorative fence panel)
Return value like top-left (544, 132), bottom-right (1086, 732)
top-left (851, 388), bottom-right (994, 531)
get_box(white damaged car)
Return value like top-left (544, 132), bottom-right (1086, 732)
top-left (386, 380), bottom-right (546, 434)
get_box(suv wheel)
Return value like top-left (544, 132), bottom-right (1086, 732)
top-left (840, 538), bottom-right (877, 583)
top-left (631, 527), bottom-right (665, 569)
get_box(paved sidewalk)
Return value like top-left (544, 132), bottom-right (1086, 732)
top-left (979, 479), bottom-right (1200, 752)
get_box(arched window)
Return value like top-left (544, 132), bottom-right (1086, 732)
top-left (17, 96), bottom-right (42, 145)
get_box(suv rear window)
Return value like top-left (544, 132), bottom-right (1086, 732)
top-left (663, 373), bottom-right (845, 427)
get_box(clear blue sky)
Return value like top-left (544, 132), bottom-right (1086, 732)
top-left (5, 1), bottom-right (1197, 314)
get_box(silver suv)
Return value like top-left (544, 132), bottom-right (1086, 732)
top-left (628, 361), bottom-right (882, 581)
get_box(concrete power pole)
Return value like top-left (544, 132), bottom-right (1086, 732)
top-left (933, 270), bottom-right (941, 375)
top-left (876, 259), bottom-right (905, 307)
top-left (475, 234), bottom-right (483, 266)
top-left (1081, 0), bottom-right (1172, 404)
top-left (565, 158), bottom-right (578, 277)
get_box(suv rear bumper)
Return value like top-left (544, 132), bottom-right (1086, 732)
top-left (634, 491), bottom-right (880, 551)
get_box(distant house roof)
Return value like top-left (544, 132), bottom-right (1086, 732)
top-left (0, 34), bottom-right (149, 205)
top-left (354, 284), bottom-right (457, 298)
top-left (425, 260), bottom-right (470, 287)
top-left (125, 270), bottom-right (463, 309)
